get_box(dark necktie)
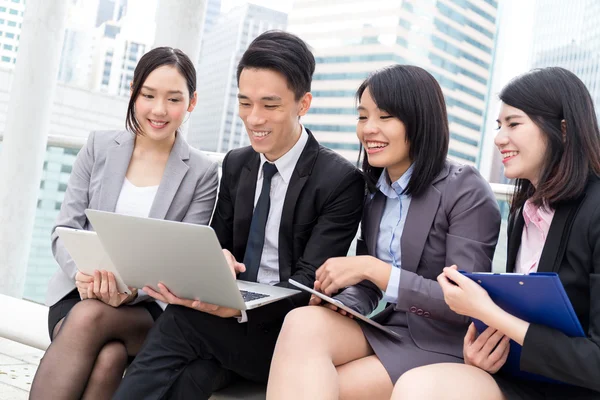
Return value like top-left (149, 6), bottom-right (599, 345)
top-left (240, 162), bottom-right (278, 282)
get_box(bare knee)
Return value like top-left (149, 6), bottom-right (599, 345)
top-left (392, 367), bottom-right (435, 400)
top-left (90, 341), bottom-right (128, 381)
top-left (280, 306), bottom-right (338, 343)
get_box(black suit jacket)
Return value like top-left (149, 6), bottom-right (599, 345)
top-left (210, 130), bottom-right (364, 333)
top-left (509, 177), bottom-right (600, 393)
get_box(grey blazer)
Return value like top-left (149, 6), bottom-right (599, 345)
top-left (45, 130), bottom-right (219, 306)
top-left (335, 161), bottom-right (501, 360)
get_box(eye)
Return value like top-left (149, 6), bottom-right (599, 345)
top-left (357, 116), bottom-right (367, 121)
top-left (380, 115), bottom-right (393, 120)
top-left (508, 123), bottom-right (520, 128)
top-left (169, 98), bottom-right (181, 103)
top-left (141, 94), bottom-right (153, 99)
top-left (239, 102), bottom-right (251, 107)
top-left (265, 105), bottom-right (278, 109)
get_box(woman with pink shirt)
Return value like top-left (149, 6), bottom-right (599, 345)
top-left (389, 67), bottom-right (600, 399)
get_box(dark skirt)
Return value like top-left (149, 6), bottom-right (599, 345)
top-left (493, 373), bottom-right (600, 399)
top-left (47, 289), bottom-right (163, 339)
top-left (360, 311), bottom-right (462, 383)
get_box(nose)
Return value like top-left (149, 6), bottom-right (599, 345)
top-left (245, 106), bottom-right (266, 126)
top-left (494, 126), bottom-right (509, 149)
top-left (152, 100), bottom-right (167, 116)
top-left (362, 117), bottom-right (380, 136)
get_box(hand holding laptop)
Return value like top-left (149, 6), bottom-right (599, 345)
top-left (143, 249), bottom-right (247, 318)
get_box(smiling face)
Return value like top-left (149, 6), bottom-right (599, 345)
top-left (495, 103), bottom-right (548, 186)
top-left (357, 87), bottom-right (411, 182)
top-left (133, 65), bottom-right (197, 143)
top-left (237, 68), bottom-right (312, 161)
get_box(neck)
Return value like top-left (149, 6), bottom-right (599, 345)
top-left (386, 162), bottom-right (411, 183)
top-left (264, 123), bottom-right (302, 162)
top-left (134, 132), bottom-right (176, 154)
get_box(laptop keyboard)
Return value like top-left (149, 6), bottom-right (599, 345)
top-left (240, 290), bottom-right (271, 302)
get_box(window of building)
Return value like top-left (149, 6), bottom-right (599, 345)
top-left (8, 21), bottom-right (16, 27)
top-left (1, 56), bottom-right (10, 62)
top-left (58, 183), bottom-right (68, 192)
top-left (60, 164), bottom-right (72, 174)
top-left (6, 32), bottom-right (14, 38)
top-left (9, 9), bottom-right (18, 15)
top-left (0, 7), bottom-right (6, 12)
top-left (3, 44), bottom-right (12, 50)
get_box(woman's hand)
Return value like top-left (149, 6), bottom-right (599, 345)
top-left (308, 280), bottom-right (353, 318)
top-left (437, 265), bottom-right (498, 322)
top-left (92, 270), bottom-right (137, 307)
top-left (75, 271), bottom-right (94, 300)
top-left (463, 323), bottom-right (510, 374)
top-left (317, 255), bottom-right (390, 296)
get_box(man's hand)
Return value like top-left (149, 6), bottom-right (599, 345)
top-left (144, 283), bottom-right (242, 318)
top-left (463, 323), bottom-right (510, 374)
top-left (92, 270), bottom-right (137, 307)
top-left (222, 249), bottom-right (246, 277)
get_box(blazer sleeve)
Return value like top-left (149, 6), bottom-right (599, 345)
top-left (210, 151), bottom-right (234, 251)
top-left (50, 131), bottom-right (96, 281)
top-left (396, 166), bottom-right (501, 325)
top-left (519, 203), bottom-right (600, 392)
top-left (333, 231), bottom-right (383, 316)
top-left (181, 160), bottom-right (219, 225)
top-left (245, 169), bottom-right (365, 330)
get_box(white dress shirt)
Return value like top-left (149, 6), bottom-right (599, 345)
top-left (238, 126), bottom-right (309, 323)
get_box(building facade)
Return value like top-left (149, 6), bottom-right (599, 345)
top-left (188, 3), bottom-right (287, 153)
top-left (0, 0), bottom-right (25, 65)
top-left (287, 0), bottom-right (498, 164)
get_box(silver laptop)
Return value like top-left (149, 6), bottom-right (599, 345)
top-left (85, 209), bottom-right (299, 310)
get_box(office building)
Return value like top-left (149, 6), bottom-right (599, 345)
top-left (287, 0), bottom-right (498, 164)
top-left (0, 0), bottom-right (25, 65)
top-left (188, 3), bottom-right (287, 152)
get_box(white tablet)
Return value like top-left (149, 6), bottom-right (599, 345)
top-left (55, 227), bottom-right (131, 295)
top-left (289, 279), bottom-right (403, 341)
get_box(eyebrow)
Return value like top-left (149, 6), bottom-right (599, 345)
top-left (357, 106), bottom-right (366, 111)
top-left (496, 114), bottom-right (524, 123)
top-left (237, 94), bottom-right (282, 101)
top-left (141, 86), bottom-right (183, 95)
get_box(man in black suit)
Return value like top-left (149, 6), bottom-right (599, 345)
top-left (113, 31), bottom-right (364, 399)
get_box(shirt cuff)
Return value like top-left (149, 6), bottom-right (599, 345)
top-left (382, 267), bottom-right (401, 303)
top-left (236, 310), bottom-right (248, 323)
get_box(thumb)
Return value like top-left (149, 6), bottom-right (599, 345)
top-left (313, 280), bottom-right (322, 292)
top-left (235, 262), bottom-right (246, 273)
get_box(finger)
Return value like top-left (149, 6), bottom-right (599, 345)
top-left (143, 286), bottom-right (167, 302)
top-left (448, 265), bottom-right (459, 270)
top-left (234, 262), bottom-right (246, 274)
top-left (93, 270), bottom-right (101, 294)
top-left (309, 295), bottom-right (322, 306)
top-left (320, 276), bottom-right (335, 296)
top-left (322, 303), bottom-right (338, 312)
top-left (315, 264), bottom-right (325, 282)
top-left (436, 273), bottom-right (456, 293)
top-left (464, 322), bottom-right (477, 347)
top-left (100, 270), bottom-right (109, 299)
top-left (313, 280), bottom-right (322, 292)
top-left (108, 273), bottom-right (117, 297)
top-left (76, 271), bottom-right (93, 283)
top-left (88, 281), bottom-right (95, 299)
top-left (488, 335), bottom-right (510, 365)
top-left (481, 330), bottom-right (505, 359)
top-left (489, 338), bottom-right (511, 373)
top-left (472, 326), bottom-right (498, 353)
top-left (442, 267), bottom-right (469, 286)
top-left (196, 301), bottom-right (219, 312)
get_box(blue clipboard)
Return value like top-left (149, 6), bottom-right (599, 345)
top-left (461, 272), bottom-right (585, 382)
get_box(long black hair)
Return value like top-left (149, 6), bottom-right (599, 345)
top-left (499, 67), bottom-right (600, 213)
top-left (357, 65), bottom-right (449, 196)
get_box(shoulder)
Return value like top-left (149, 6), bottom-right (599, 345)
top-left (85, 130), bottom-right (130, 150)
top-left (221, 145), bottom-right (256, 171)
top-left (314, 145), bottom-right (363, 181)
top-left (439, 160), bottom-right (491, 195)
top-left (187, 145), bottom-right (219, 175)
top-left (575, 176), bottom-right (600, 220)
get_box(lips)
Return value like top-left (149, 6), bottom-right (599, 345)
top-left (365, 141), bottom-right (388, 154)
top-left (148, 119), bottom-right (168, 129)
top-left (501, 150), bottom-right (519, 163)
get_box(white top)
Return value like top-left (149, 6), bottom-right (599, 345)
top-left (255, 126), bottom-right (309, 285)
top-left (114, 178), bottom-right (166, 309)
top-left (115, 178), bottom-right (159, 218)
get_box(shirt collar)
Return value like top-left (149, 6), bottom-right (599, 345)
top-left (258, 125), bottom-right (309, 184)
top-left (523, 199), bottom-right (554, 230)
top-left (376, 164), bottom-right (414, 199)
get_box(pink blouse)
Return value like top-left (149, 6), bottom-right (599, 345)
top-left (515, 200), bottom-right (555, 274)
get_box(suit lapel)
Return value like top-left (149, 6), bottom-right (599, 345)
top-left (148, 134), bottom-right (190, 220)
top-left (537, 196), bottom-right (584, 273)
top-left (278, 133), bottom-right (319, 282)
top-left (98, 131), bottom-right (134, 212)
top-left (506, 211), bottom-right (525, 273)
top-left (365, 191), bottom-right (385, 256)
top-left (233, 154), bottom-right (259, 258)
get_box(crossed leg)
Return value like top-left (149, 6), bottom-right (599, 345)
top-left (267, 306), bottom-right (393, 400)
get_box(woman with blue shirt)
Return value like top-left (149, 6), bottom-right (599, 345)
top-left (391, 68), bottom-right (600, 399)
top-left (266, 65), bottom-right (501, 400)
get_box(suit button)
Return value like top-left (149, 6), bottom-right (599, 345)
top-left (424, 311), bottom-right (431, 318)
top-left (417, 309), bottom-right (424, 316)
top-left (409, 306), bottom-right (417, 313)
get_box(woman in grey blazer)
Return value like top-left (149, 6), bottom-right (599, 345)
top-left (30, 47), bottom-right (219, 400)
top-left (267, 65), bottom-right (501, 400)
